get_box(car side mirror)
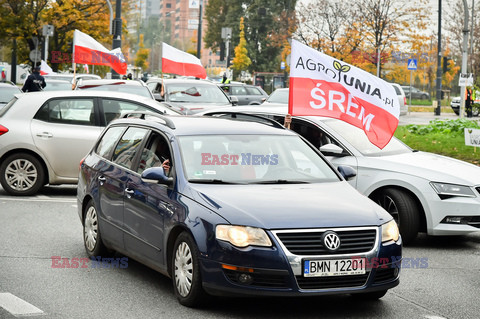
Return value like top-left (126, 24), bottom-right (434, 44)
top-left (230, 96), bottom-right (239, 106)
top-left (141, 167), bottom-right (173, 185)
top-left (319, 143), bottom-right (344, 156)
top-left (337, 165), bottom-right (356, 180)
top-left (154, 93), bottom-right (165, 102)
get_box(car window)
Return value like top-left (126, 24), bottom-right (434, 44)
top-left (166, 83), bottom-right (230, 103)
top-left (96, 126), bottom-right (126, 159)
top-left (137, 132), bottom-right (172, 175)
top-left (102, 99), bottom-right (155, 124)
top-left (34, 98), bottom-right (95, 126)
top-left (0, 87), bottom-right (21, 103)
top-left (79, 84), bottom-right (152, 98)
top-left (112, 127), bottom-right (148, 169)
top-left (266, 89), bottom-right (288, 103)
top-left (392, 85), bottom-right (401, 95)
top-left (232, 86), bottom-right (247, 95)
top-left (246, 87), bottom-right (264, 95)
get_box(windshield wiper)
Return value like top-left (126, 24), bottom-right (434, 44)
top-left (251, 180), bottom-right (311, 184)
top-left (189, 179), bottom-right (244, 184)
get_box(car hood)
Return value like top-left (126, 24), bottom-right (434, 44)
top-left (165, 101), bottom-right (232, 114)
top-left (362, 151), bottom-right (480, 185)
top-left (185, 182), bottom-right (390, 229)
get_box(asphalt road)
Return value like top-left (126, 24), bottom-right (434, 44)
top-left (399, 111), bottom-right (460, 126)
top-left (1, 185), bottom-right (479, 319)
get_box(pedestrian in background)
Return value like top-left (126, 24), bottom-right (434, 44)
top-left (21, 66), bottom-right (46, 92)
top-left (466, 87), bottom-right (473, 118)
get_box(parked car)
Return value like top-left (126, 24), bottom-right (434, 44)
top-left (75, 79), bottom-right (155, 99)
top-left (0, 81), bottom-right (22, 110)
top-left (401, 86), bottom-right (430, 100)
top-left (200, 106), bottom-right (480, 244)
top-left (218, 82), bottom-right (268, 105)
top-left (450, 96), bottom-right (480, 116)
top-left (146, 78), bottom-right (236, 114)
top-left (43, 79), bottom-right (73, 91)
top-left (43, 73), bottom-right (101, 83)
top-left (0, 90), bottom-right (179, 196)
top-left (391, 83), bottom-right (408, 116)
top-left (263, 87), bottom-right (289, 105)
top-left (78, 112), bottom-right (401, 307)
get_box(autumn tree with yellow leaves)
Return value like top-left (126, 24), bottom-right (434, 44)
top-left (232, 17), bottom-right (251, 77)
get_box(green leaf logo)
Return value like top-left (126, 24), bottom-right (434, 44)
top-left (333, 60), bottom-right (350, 82)
top-left (333, 61), bottom-right (342, 71)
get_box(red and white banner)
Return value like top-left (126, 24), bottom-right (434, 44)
top-left (288, 40), bottom-right (399, 149)
top-left (162, 42), bottom-right (206, 79)
top-left (73, 29), bottom-right (127, 75)
top-left (40, 60), bottom-right (54, 75)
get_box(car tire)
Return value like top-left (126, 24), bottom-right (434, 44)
top-left (373, 188), bottom-right (420, 244)
top-left (172, 232), bottom-right (206, 307)
top-left (0, 153), bottom-right (45, 196)
top-left (83, 200), bottom-right (109, 257)
top-left (351, 290), bottom-right (388, 300)
top-left (421, 94), bottom-right (428, 100)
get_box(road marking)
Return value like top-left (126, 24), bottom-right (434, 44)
top-left (0, 293), bottom-right (44, 316)
top-left (424, 316), bottom-right (447, 319)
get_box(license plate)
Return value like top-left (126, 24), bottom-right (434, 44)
top-left (304, 258), bottom-right (366, 277)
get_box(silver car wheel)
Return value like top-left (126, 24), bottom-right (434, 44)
top-left (5, 159), bottom-right (38, 191)
top-left (84, 206), bottom-right (98, 252)
top-left (174, 242), bottom-right (193, 297)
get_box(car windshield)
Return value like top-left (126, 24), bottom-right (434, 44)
top-left (0, 87), bottom-right (21, 103)
top-left (178, 134), bottom-right (340, 184)
top-left (43, 81), bottom-right (72, 91)
top-left (166, 83), bottom-right (230, 103)
top-left (321, 119), bottom-right (412, 156)
top-left (78, 84), bottom-right (152, 98)
top-left (266, 89), bottom-right (288, 104)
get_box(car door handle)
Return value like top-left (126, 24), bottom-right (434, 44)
top-left (125, 188), bottom-right (135, 198)
top-left (98, 176), bottom-right (106, 185)
top-left (36, 132), bottom-right (53, 138)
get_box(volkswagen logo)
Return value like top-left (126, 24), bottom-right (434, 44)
top-left (323, 231), bottom-right (341, 251)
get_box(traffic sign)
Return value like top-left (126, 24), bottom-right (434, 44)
top-left (280, 61), bottom-right (285, 70)
top-left (407, 59), bottom-right (417, 70)
top-left (29, 49), bottom-right (42, 63)
top-left (459, 73), bottom-right (474, 86)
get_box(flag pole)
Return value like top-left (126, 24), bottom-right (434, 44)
top-left (72, 30), bottom-right (76, 89)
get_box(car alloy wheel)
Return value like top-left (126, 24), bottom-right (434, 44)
top-left (373, 188), bottom-right (420, 244)
top-left (172, 232), bottom-right (206, 307)
top-left (83, 200), bottom-right (108, 257)
top-left (0, 153), bottom-right (44, 196)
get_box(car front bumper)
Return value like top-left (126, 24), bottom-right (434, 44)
top-left (200, 227), bottom-right (402, 297)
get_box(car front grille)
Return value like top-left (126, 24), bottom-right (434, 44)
top-left (296, 273), bottom-right (369, 289)
top-left (275, 229), bottom-right (377, 255)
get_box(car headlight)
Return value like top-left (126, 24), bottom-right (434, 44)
top-left (381, 220), bottom-right (400, 243)
top-left (216, 225), bottom-right (272, 248)
top-left (430, 182), bottom-right (475, 198)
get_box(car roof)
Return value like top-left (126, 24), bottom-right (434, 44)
top-left (12, 90), bottom-right (157, 104)
top-left (0, 82), bottom-right (19, 87)
top-left (113, 114), bottom-right (295, 137)
top-left (76, 79), bottom-right (146, 87)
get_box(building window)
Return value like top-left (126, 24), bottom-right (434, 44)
top-left (166, 3), bottom-right (171, 8)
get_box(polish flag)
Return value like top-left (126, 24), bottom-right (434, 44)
top-left (73, 29), bottom-right (127, 75)
top-left (40, 60), bottom-right (54, 75)
top-left (288, 39), bottom-right (399, 149)
top-left (162, 42), bottom-right (206, 79)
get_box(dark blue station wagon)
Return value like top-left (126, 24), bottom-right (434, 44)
top-left (77, 113), bottom-right (402, 307)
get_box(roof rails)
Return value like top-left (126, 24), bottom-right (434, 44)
top-left (121, 111), bottom-right (176, 129)
top-left (202, 111), bottom-right (285, 129)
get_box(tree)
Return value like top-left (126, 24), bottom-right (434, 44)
top-left (204, 0), bottom-right (297, 73)
top-left (232, 17), bottom-right (251, 76)
top-left (135, 34), bottom-right (149, 71)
